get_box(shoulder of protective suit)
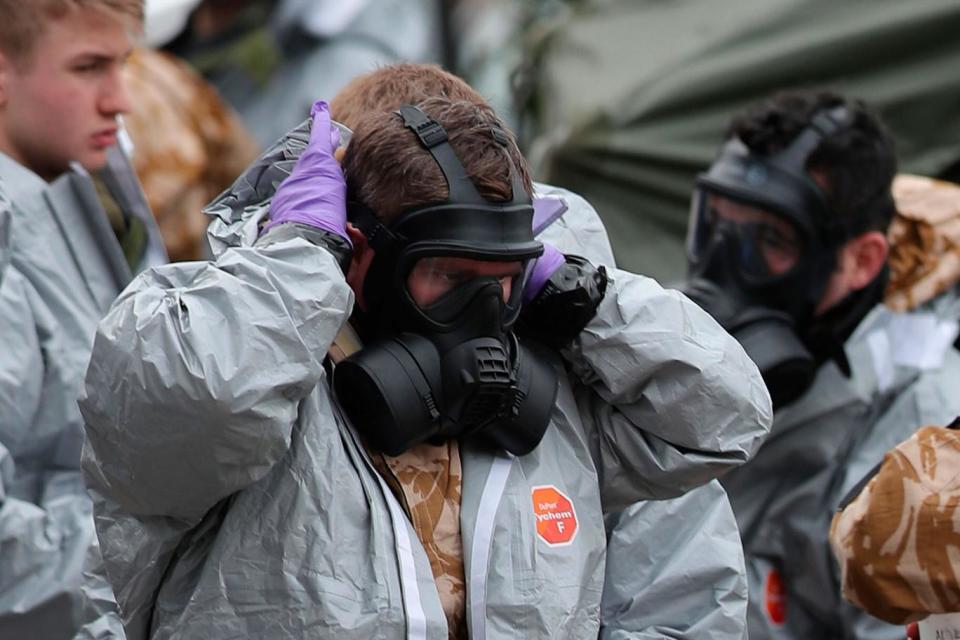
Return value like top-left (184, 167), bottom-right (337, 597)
top-left (847, 290), bottom-right (960, 392)
top-left (533, 181), bottom-right (616, 268)
top-left (204, 118), bottom-right (313, 257)
top-left (886, 174), bottom-right (960, 312)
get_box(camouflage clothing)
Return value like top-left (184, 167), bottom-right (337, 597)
top-left (374, 445), bottom-right (467, 640)
top-left (831, 425), bottom-right (960, 624)
top-left (886, 175), bottom-right (960, 312)
top-left (330, 320), bottom-right (468, 639)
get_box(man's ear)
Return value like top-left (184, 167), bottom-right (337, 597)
top-left (345, 223), bottom-right (373, 309)
top-left (815, 229), bottom-right (890, 315)
top-left (845, 230), bottom-right (889, 290)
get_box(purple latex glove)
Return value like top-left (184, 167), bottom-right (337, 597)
top-left (523, 242), bottom-right (566, 304)
top-left (263, 100), bottom-right (349, 244)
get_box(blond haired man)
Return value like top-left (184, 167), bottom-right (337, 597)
top-left (0, 1), bottom-right (165, 636)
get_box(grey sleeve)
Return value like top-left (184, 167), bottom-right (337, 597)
top-left (600, 481), bottom-right (748, 640)
top-left (569, 268), bottom-right (773, 509)
top-left (80, 236), bottom-right (353, 524)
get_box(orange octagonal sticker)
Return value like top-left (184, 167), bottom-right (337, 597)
top-left (531, 485), bottom-right (578, 546)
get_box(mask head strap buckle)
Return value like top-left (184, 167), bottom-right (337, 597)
top-left (395, 104), bottom-right (531, 207)
top-left (397, 104), bottom-right (487, 205)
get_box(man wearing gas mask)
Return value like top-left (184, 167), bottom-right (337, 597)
top-left (683, 90), bottom-right (960, 638)
top-left (327, 63), bottom-right (753, 639)
top-left (80, 93), bottom-right (770, 638)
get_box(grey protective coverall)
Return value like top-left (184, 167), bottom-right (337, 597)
top-left (535, 183), bottom-right (749, 640)
top-left (80, 125), bottom-right (771, 639)
top-left (722, 291), bottom-right (960, 639)
top-left (0, 150), bottom-right (166, 638)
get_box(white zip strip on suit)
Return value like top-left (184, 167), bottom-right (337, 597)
top-left (337, 404), bottom-right (429, 640)
top-left (468, 454), bottom-right (514, 640)
top-left (378, 474), bottom-right (429, 640)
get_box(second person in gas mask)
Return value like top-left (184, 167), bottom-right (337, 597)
top-left (683, 89), bottom-right (960, 639)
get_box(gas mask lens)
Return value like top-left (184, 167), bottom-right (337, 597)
top-left (689, 189), bottom-right (804, 282)
top-left (406, 255), bottom-right (527, 320)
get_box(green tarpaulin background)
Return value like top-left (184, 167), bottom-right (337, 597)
top-left (523, 0), bottom-right (960, 282)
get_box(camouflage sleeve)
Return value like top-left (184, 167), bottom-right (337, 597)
top-left (830, 425), bottom-right (960, 625)
top-left (885, 175), bottom-right (960, 312)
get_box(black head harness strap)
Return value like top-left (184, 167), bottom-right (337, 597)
top-left (383, 105), bottom-right (539, 256)
top-left (395, 104), bottom-right (531, 210)
top-left (775, 105), bottom-right (854, 170)
top-left (397, 104), bottom-right (486, 205)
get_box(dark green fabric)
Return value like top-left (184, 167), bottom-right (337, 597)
top-left (183, 26), bottom-right (282, 88)
top-left (91, 173), bottom-right (147, 271)
top-left (166, 0), bottom-right (281, 89)
top-left (523, 0), bottom-right (960, 282)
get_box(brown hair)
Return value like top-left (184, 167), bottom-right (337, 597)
top-left (0, 0), bottom-right (144, 65)
top-left (342, 96), bottom-right (533, 223)
top-left (331, 63), bottom-right (490, 131)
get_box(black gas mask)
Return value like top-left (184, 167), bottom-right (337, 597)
top-left (682, 106), bottom-right (888, 408)
top-left (332, 105), bottom-right (559, 456)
